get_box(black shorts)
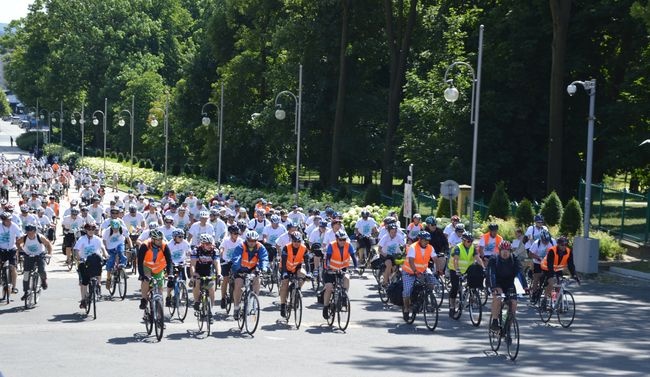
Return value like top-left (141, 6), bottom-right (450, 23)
top-left (492, 282), bottom-right (517, 300)
top-left (63, 233), bottom-right (76, 248)
top-left (78, 254), bottom-right (102, 286)
top-left (533, 263), bottom-right (542, 274)
top-left (323, 270), bottom-right (347, 284)
top-left (0, 249), bottom-right (17, 266)
top-left (220, 261), bottom-right (232, 277)
top-left (311, 247), bottom-right (323, 258)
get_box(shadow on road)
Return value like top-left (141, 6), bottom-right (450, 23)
top-left (107, 332), bottom-right (158, 344)
top-left (48, 313), bottom-right (85, 323)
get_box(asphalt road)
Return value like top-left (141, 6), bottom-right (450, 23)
top-left (0, 119), bottom-right (649, 377)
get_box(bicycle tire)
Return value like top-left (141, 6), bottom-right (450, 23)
top-left (237, 296), bottom-right (245, 330)
top-left (205, 298), bottom-right (212, 336)
top-left (468, 289), bottom-right (482, 327)
top-left (538, 298), bottom-right (552, 323)
top-left (144, 302), bottom-right (153, 335)
top-left (424, 290), bottom-right (439, 331)
top-left (488, 314), bottom-right (502, 352)
top-left (294, 289), bottom-right (303, 329)
top-left (405, 303), bottom-right (417, 325)
top-left (267, 273), bottom-right (275, 294)
top-left (154, 299), bottom-right (165, 341)
top-left (557, 290), bottom-right (575, 328)
top-left (372, 267), bottom-right (382, 284)
top-left (226, 290), bottom-right (232, 315)
top-left (480, 287), bottom-right (489, 306)
top-left (168, 287), bottom-right (177, 317)
top-left (244, 292), bottom-right (260, 335)
top-left (337, 293), bottom-right (351, 331)
top-left (506, 316), bottom-right (520, 360)
top-left (92, 284), bottom-right (97, 320)
top-left (197, 295), bottom-right (206, 332)
top-left (178, 284), bottom-right (189, 322)
top-left (433, 279), bottom-right (445, 309)
top-left (24, 274), bottom-right (32, 309)
top-left (32, 272), bottom-right (40, 306)
top-left (452, 286), bottom-right (463, 320)
top-left (357, 250), bottom-right (366, 276)
top-left (108, 272), bottom-right (117, 297)
top-left (326, 301), bottom-right (336, 327)
top-left (85, 285), bottom-right (93, 316)
top-left (17, 257), bottom-right (23, 275)
top-left (378, 275), bottom-right (389, 304)
top-left (118, 269), bottom-right (127, 300)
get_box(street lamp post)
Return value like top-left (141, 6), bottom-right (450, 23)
top-left (39, 107), bottom-right (50, 147)
top-left (201, 83), bottom-right (225, 190)
top-left (150, 92), bottom-right (169, 190)
top-left (118, 95), bottom-right (135, 185)
top-left (92, 98), bottom-right (108, 171)
top-left (442, 25), bottom-right (484, 233)
top-left (274, 64), bottom-right (303, 206)
top-left (70, 103), bottom-right (87, 158)
top-left (50, 103), bottom-right (64, 160)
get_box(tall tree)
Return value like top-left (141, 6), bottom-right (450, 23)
top-left (547, 0), bottom-right (572, 196)
top-left (380, 0), bottom-right (419, 194)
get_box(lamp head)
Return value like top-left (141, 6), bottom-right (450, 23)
top-left (118, 118), bottom-right (125, 127)
top-left (71, 118), bottom-right (77, 125)
top-left (275, 109), bottom-right (286, 120)
top-left (150, 117), bottom-right (158, 127)
top-left (443, 86), bottom-right (460, 103)
top-left (202, 116), bottom-right (211, 126)
top-left (567, 84), bottom-right (577, 96)
top-left (39, 114), bottom-right (45, 120)
top-left (92, 117), bottom-right (99, 126)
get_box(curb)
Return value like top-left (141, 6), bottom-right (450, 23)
top-left (609, 266), bottom-right (650, 281)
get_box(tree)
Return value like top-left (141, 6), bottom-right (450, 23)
top-left (515, 198), bottom-right (535, 228)
top-left (559, 197), bottom-right (583, 236)
top-left (541, 191), bottom-right (563, 226)
top-left (0, 91), bottom-right (10, 116)
top-left (487, 181), bottom-right (511, 220)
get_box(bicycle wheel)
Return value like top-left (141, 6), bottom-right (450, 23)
top-left (488, 314), bottom-right (502, 352)
top-left (378, 275), bottom-right (389, 304)
top-left (225, 291), bottom-right (232, 315)
top-left (32, 273), bottom-right (41, 306)
top-left (17, 257), bottom-right (23, 275)
top-left (452, 287), bottom-right (463, 320)
top-left (197, 296), bottom-right (206, 332)
top-left (24, 274), bottom-right (32, 309)
top-left (468, 289), bottom-right (483, 327)
top-left (168, 288), bottom-right (177, 317)
top-left (154, 299), bottom-right (165, 341)
top-left (67, 258), bottom-right (73, 271)
top-left (506, 317), bottom-right (520, 360)
top-left (266, 273), bottom-right (275, 294)
top-left (433, 280), bottom-right (445, 309)
top-left (118, 269), bottom-right (127, 300)
top-left (205, 298), bottom-right (212, 336)
top-left (108, 272), bottom-right (117, 297)
top-left (326, 300), bottom-right (336, 327)
top-left (424, 291), bottom-right (439, 331)
top-left (244, 293), bottom-right (260, 335)
top-left (524, 266), bottom-right (533, 288)
top-left (84, 288), bottom-right (92, 316)
top-left (538, 297), bottom-right (552, 323)
top-left (91, 285), bottom-right (97, 320)
top-left (293, 289), bottom-right (303, 329)
top-left (480, 287), bottom-right (489, 306)
top-left (144, 301), bottom-right (153, 335)
top-left (178, 284), bottom-right (189, 322)
top-left (557, 290), bottom-right (575, 328)
top-left (337, 293), bottom-right (351, 331)
top-left (357, 250), bottom-right (366, 276)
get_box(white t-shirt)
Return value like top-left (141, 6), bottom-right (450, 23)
top-left (143, 211), bottom-right (162, 226)
top-left (88, 205), bottom-right (105, 224)
top-left (184, 197), bottom-right (198, 209)
top-left (36, 215), bottom-right (52, 229)
top-left (73, 235), bottom-right (103, 261)
top-left (288, 212), bottom-right (305, 227)
top-left (262, 224), bottom-right (286, 246)
top-left (525, 225), bottom-right (549, 243)
top-left (22, 234), bottom-right (45, 256)
top-left (478, 235), bottom-right (499, 257)
top-left (443, 223), bottom-right (456, 237)
top-left (248, 218), bottom-right (269, 235)
top-left (123, 212), bottom-right (145, 232)
top-left (355, 218), bottom-right (378, 237)
top-left (210, 218), bottom-right (227, 241)
top-left (102, 227), bottom-right (129, 250)
top-left (157, 225), bottom-right (177, 242)
top-left (167, 239), bottom-right (191, 265)
top-left (187, 222), bottom-right (215, 246)
top-left (308, 227), bottom-right (328, 246)
top-left (529, 239), bottom-right (555, 264)
top-left (62, 215), bottom-right (85, 234)
top-left (448, 232), bottom-right (463, 249)
top-left (378, 232), bottom-right (406, 255)
top-left (220, 237), bottom-right (244, 263)
top-left (173, 213), bottom-right (191, 230)
top-left (100, 218), bottom-right (127, 231)
top-left (323, 228), bottom-right (346, 246)
top-left (406, 222), bottom-right (424, 240)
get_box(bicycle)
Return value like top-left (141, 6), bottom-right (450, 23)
top-left (23, 254), bottom-right (50, 309)
top-left (538, 276), bottom-right (578, 328)
top-left (108, 263), bottom-right (128, 300)
top-left (168, 267), bottom-right (189, 322)
top-left (1, 260), bottom-right (10, 304)
top-left (377, 257), bottom-right (403, 304)
top-left (403, 274), bottom-right (439, 331)
top-left (195, 275), bottom-right (217, 336)
top-left (488, 289), bottom-right (520, 361)
top-left (324, 270), bottom-right (351, 331)
top-left (451, 274), bottom-right (483, 327)
top-left (355, 236), bottom-right (374, 276)
top-left (84, 276), bottom-right (101, 320)
top-left (236, 272), bottom-right (260, 336)
top-left (143, 275), bottom-right (165, 341)
top-left (282, 274), bottom-right (304, 329)
top-left (16, 252), bottom-right (24, 275)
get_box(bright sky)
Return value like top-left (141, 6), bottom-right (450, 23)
top-left (0, 0), bottom-right (35, 23)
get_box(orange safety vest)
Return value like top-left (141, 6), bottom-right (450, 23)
top-left (329, 241), bottom-right (351, 271)
top-left (143, 241), bottom-right (168, 274)
top-left (402, 242), bottom-right (434, 274)
top-left (541, 246), bottom-right (571, 272)
top-left (241, 242), bottom-right (262, 270)
top-left (49, 201), bottom-right (59, 217)
top-left (285, 244), bottom-right (306, 273)
top-left (481, 233), bottom-right (503, 254)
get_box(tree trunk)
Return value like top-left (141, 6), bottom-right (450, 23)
top-left (547, 0), bottom-right (571, 196)
top-left (380, 0), bottom-right (418, 195)
top-left (329, 0), bottom-right (351, 187)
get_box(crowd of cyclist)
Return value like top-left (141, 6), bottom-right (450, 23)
top-left (0, 154), bottom-right (580, 336)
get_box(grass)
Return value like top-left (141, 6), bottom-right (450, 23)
top-left (615, 260), bottom-right (650, 273)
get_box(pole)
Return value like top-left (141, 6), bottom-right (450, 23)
top-left (164, 93), bottom-right (169, 191)
top-left (583, 79), bottom-right (596, 238)
top-left (60, 101), bottom-right (64, 160)
top-left (81, 103), bottom-right (85, 159)
top-left (103, 98), bottom-right (107, 171)
top-left (130, 95), bottom-right (134, 185)
top-left (218, 82), bottom-right (224, 190)
top-left (409, 164), bottom-right (414, 224)
top-left (36, 98), bottom-right (39, 155)
top-left (295, 64), bottom-right (303, 206)
top-left (468, 24), bottom-right (484, 233)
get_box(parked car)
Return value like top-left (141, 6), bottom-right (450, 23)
top-left (10, 116), bottom-right (21, 125)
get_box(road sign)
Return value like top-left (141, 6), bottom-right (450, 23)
top-left (440, 180), bottom-right (460, 199)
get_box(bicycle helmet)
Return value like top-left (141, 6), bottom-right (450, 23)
top-left (199, 234), bottom-right (214, 244)
top-left (245, 230), bottom-right (259, 241)
top-left (418, 231), bottom-right (431, 241)
top-left (172, 229), bottom-right (185, 238)
top-left (209, 208), bottom-right (219, 216)
top-left (361, 210), bottom-right (370, 218)
top-left (499, 240), bottom-right (512, 250)
top-left (454, 223), bottom-right (465, 231)
top-left (556, 236), bottom-right (569, 246)
top-left (70, 208), bottom-right (80, 215)
top-left (70, 199), bottom-right (78, 206)
top-left (413, 213), bottom-right (421, 219)
top-left (290, 231), bottom-right (303, 242)
top-left (461, 232), bottom-right (473, 242)
top-left (335, 230), bottom-right (348, 240)
top-left (128, 205), bottom-right (137, 213)
top-left (387, 223), bottom-right (398, 230)
top-left (25, 224), bottom-right (37, 232)
top-left (20, 205), bottom-right (29, 212)
top-left (540, 230), bottom-right (551, 243)
top-left (110, 219), bottom-right (120, 228)
top-left (149, 221), bottom-right (159, 229)
top-left (84, 223), bottom-right (97, 231)
top-left (319, 220), bottom-right (328, 228)
top-left (199, 211), bottom-right (209, 218)
top-left (425, 216), bottom-right (437, 225)
top-left (237, 220), bottom-right (248, 231)
top-left (270, 214), bottom-right (281, 224)
top-left (227, 225), bottom-right (240, 234)
top-left (80, 206), bottom-right (89, 212)
top-left (0, 212), bottom-right (10, 220)
top-left (488, 223), bottom-right (499, 231)
top-left (0, 199), bottom-right (7, 205)
top-left (149, 229), bottom-right (163, 240)
top-left (534, 214), bottom-right (544, 223)
top-left (451, 215), bottom-right (460, 222)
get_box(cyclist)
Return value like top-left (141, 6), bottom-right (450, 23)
top-left (248, 209), bottom-right (269, 235)
top-left (208, 208), bottom-right (227, 242)
top-left (62, 207), bottom-right (85, 266)
top-left (401, 231), bottom-right (437, 320)
top-left (190, 234), bottom-right (221, 314)
top-left (308, 220), bottom-right (329, 279)
top-left (166, 229), bottom-right (191, 306)
top-left (73, 223), bottom-right (107, 309)
top-left (477, 223), bottom-right (503, 262)
top-left (262, 214), bottom-right (286, 261)
top-left (137, 229), bottom-right (173, 310)
top-left (187, 211), bottom-right (215, 248)
top-left (423, 216), bottom-right (448, 275)
top-left (487, 241), bottom-right (524, 331)
top-left (0, 212), bottom-right (23, 295)
top-left (288, 205), bottom-right (306, 229)
top-left (219, 225), bottom-right (244, 309)
top-left (158, 217), bottom-right (177, 242)
top-left (231, 230), bottom-right (269, 320)
top-left (525, 214), bottom-right (548, 244)
top-left (540, 236), bottom-right (579, 307)
top-left (102, 219), bottom-right (132, 289)
top-left (322, 230), bottom-right (358, 319)
top-left (528, 230), bottom-right (555, 300)
top-left (173, 207), bottom-right (191, 231)
top-left (406, 214), bottom-right (424, 243)
top-left (355, 209), bottom-right (378, 268)
top-left (377, 223), bottom-right (405, 286)
top-left (17, 224), bottom-right (53, 298)
top-left (279, 231), bottom-right (307, 317)
top-left (447, 223), bottom-right (465, 249)
top-left (448, 232), bottom-right (483, 317)
top-left (443, 215), bottom-right (461, 238)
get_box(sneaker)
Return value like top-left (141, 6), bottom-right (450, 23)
top-left (165, 296), bottom-right (172, 307)
top-left (280, 304), bottom-right (287, 318)
top-left (139, 298), bottom-right (147, 310)
top-left (220, 298), bottom-right (227, 309)
top-left (79, 300), bottom-right (87, 309)
top-left (490, 319), bottom-right (501, 332)
top-left (233, 308), bottom-right (241, 320)
top-left (402, 311), bottom-right (410, 321)
top-left (448, 307), bottom-right (455, 318)
top-left (41, 281), bottom-right (48, 290)
top-left (322, 306), bottom-right (329, 319)
top-left (193, 302), bottom-right (200, 311)
top-left (11, 287), bottom-right (18, 294)
top-left (20, 293), bottom-right (28, 300)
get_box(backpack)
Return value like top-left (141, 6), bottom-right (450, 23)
top-left (22, 234), bottom-right (43, 244)
top-left (387, 280), bottom-right (404, 306)
top-left (466, 263), bottom-right (485, 288)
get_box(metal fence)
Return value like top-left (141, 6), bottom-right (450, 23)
top-left (579, 181), bottom-right (650, 244)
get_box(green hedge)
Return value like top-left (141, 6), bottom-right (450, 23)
top-left (16, 132), bottom-right (46, 151)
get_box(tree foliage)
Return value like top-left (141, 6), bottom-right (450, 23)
top-left (515, 198), bottom-right (535, 228)
top-left (541, 191), bottom-right (564, 226)
top-left (488, 181), bottom-right (511, 220)
top-left (559, 197), bottom-right (583, 236)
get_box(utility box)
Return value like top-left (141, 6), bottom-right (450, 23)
top-left (573, 236), bottom-right (599, 274)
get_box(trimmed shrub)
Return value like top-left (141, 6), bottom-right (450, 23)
top-left (515, 198), bottom-right (535, 227)
top-left (138, 160), bottom-right (145, 168)
top-left (435, 197), bottom-right (453, 218)
top-left (590, 230), bottom-right (625, 260)
top-left (541, 191), bottom-right (563, 226)
top-left (480, 216), bottom-right (517, 241)
top-left (15, 132), bottom-right (42, 151)
top-left (488, 181), bottom-right (511, 219)
top-left (363, 184), bottom-right (381, 205)
top-left (116, 154), bottom-right (123, 163)
top-left (559, 198), bottom-right (583, 236)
